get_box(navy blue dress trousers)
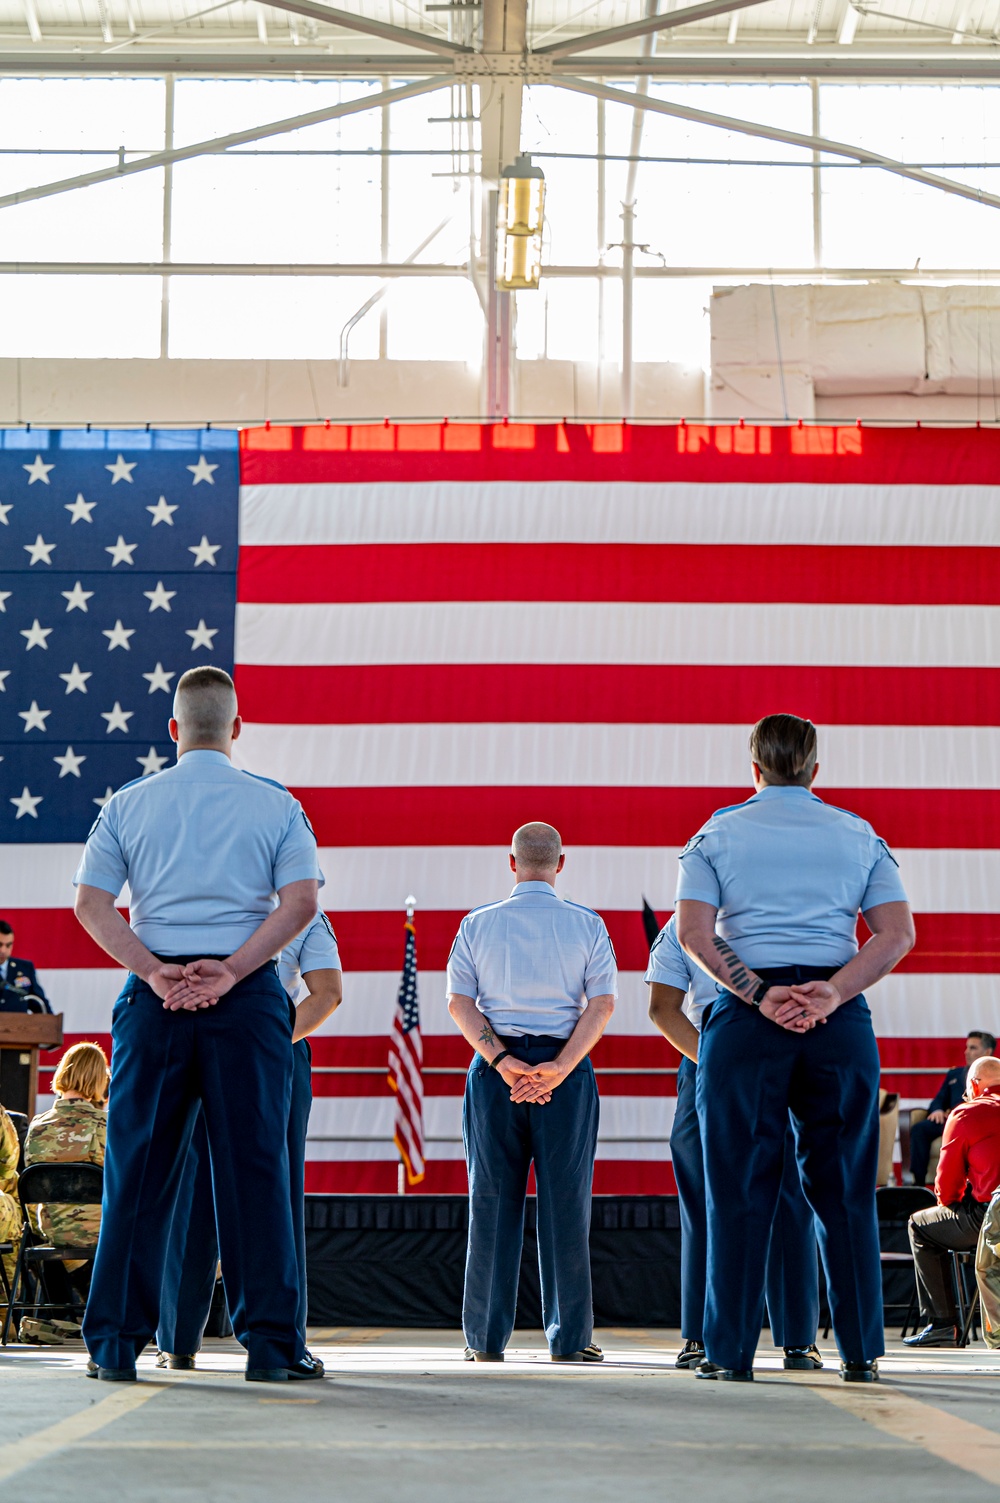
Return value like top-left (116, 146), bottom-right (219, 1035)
top-left (83, 964), bottom-right (299, 1374)
top-left (462, 1037), bottom-right (599, 1358)
top-left (696, 985), bottom-right (883, 1372)
top-left (671, 1053), bottom-right (819, 1347)
top-left (156, 1038), bottom-right (314, 1357)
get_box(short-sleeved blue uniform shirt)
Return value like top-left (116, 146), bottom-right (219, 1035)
top-left (644, 914), bottom-right (719, 1031)
top-left (675, 784), bottom-right (908, 969)
top-left (73, 749), bottom-right (324, 956)
top-left (446, 880), bottom-right (618, 1039)
top-left (278, 913), bottom-right (342, 1002)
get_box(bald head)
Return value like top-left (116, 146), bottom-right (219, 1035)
top-left (509, 822), bottom-right (564, 886)
top-left (969, 1056), bottom-right (1000, 1089)
top-left (170, 666), bottom-right (240, 753)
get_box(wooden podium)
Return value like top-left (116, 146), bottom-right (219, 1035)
top-left (0, 1014), bottom-right (63, 1118)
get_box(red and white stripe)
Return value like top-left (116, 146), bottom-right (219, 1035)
top-left (9, 422), bottom-right (1000, 1194)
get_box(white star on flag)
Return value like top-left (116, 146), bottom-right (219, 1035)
top-left (102, 619), bottom-right (136, 651)
top-left (0, 501), bottom-right (12, 524)
top-left (106, 454), bottom-right (137, 484)
top-left (19, 700), bottom-right (51, 732)
top-left (147, 496), bottom-right (177, 525)
top-left (93, 787), bottom-right (115, 808)
top-left (11, 787), bottom-right (42, 819)
top-left (0, 670), bottom-right (9, 692)
top-left (60, 663), bottom-right (92, 694)
top-left (24, 534), bottom-right (56, 565)
top-left (187, 456), bottom-right (218, 485)
top-left (65, 493), bottom-right (96, 524)
top-left (0, 590), bottom-right (11, 611)
top-left (143, 581), bottom-right (176, 612)
top-left (188, 535), bottom-right (221, 567)
top-left (54, 746), bottom-right (86, 778)
top-left (137, 746), bottom-right (169, 775)
top-left (101, 702), bottom-right (134, 733)
top-left (186, 619), bottom-right (218, 650)
top-left (23, 455), bottom-right (54, 484)
top-left (142, 662), bottom-right (175, 694)
top-left (105, 535), bottom-right (138, 566)
top-left (62, 582), bottom-right (94, 612)
top-left (20, 619), bottom-right (52, 650)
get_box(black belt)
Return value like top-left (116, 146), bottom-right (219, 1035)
top-left (753, 965), bottom-right (840, 985)
top-left (499, 1033), bottom-right (570, 1048)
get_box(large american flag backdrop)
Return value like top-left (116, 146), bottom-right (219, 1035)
top-left (2, 419), bottom-right (998, 1194)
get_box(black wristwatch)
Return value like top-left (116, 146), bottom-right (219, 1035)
top-left (750, 980), bottom-right (770, 1008)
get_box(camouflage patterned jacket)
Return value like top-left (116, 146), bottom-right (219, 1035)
top-left (25, 1097), bottom-right (106, 1246)
top-left (0, 1104), bottom-right (18, 1197)
top-left (978, 1187), bottom-right (1000, 1352)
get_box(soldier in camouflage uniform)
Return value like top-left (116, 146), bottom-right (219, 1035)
top-left (24, 1041), bottom-right (108, 1248)
top-left (0, 1102), bottom-right (21, 1287)
top-left (977, 1186), bottom-right (1000, 1352)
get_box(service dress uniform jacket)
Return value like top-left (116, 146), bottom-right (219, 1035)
top-left (909, 1065), bottom-right (970, 1186)
top-left (676, 785), bottom-right (908, 1372)
top-left (0, 957), bottom-right (51, 1013)
top-left (156, 914), bottom-right (341, 1359)
top-left (74, 749), bottom-right (323, 1375)
top-left (447, 880), bottom-right (617, 1358)
top-left (646, 916), bottom-right (818, 1349)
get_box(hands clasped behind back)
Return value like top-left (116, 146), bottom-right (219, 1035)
top-left (160, 958), bottom-right (239, 1011)
top-left (499, 1056), bottom-right (557, 1106)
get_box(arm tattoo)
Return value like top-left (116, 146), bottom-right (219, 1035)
top-left (689, 935), bottom-right (761, 1004)
top-left (478, 1021), bottom-right (496, 1049)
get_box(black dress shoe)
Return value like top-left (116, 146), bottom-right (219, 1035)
top-left (551, 1344), bottom-right (603, 1363)
top-left (783, 1345), bottom-right (823, 1370)
top-left (840, 1361), bottom-right (879, 1383)
top-left (85, 1361), bottom-right (136, 1381)
top-left (295, 1353), bottom-right (325, 1377)
top-left (676, 1340), bottom-right (706, 1370)
top-left (902, 1323), bottom-right (958, 1349)
top-left (156, 1352), bottom-right (196, 1370)
top-left (246, 1360), bottom-right (327, 1382)
top-left (695, 1360), bottom-right (753, 1382)
top-left (463, 1348), bottom-right (504, 1362)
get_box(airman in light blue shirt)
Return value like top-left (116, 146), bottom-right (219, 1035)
top-left (279, 913), bottom-right (341, 1002)
top-left (447, 881), bottom-right (618, 1040)
top-left (645, 914), bottom-right (718, 1032)
top-left (676, 784), bottom-right (908, 970)
top-left (74, 750), bottom-right (324, 956)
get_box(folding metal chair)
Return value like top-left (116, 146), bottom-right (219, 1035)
top-left (0, 1161), bottom-right (103, 1346)
top-left (876, 1184), bottom-right (937, 1337)
top-left (950, 1248), bottom-right (980, 1348)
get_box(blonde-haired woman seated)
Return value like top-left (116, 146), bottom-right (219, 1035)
top-left (26, 1041), bottom-right (109, 1250)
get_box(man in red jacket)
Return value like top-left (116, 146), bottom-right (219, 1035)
top-left (904, 1055), bottom-right (1000, 1346)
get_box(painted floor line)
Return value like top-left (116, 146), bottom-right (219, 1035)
top-left (811, 1379), bottom-right (1000, 1490)
top-left (0, 1383), bottom-right (165, 1484)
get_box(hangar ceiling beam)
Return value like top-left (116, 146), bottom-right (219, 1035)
top-left (556, 74), bottom-right (1000, 211)
top-left (0, 75), bottom-right (450, 211)
top-left (479, 0), bottom-right (527, 418)
top-left (535, 0), bottom-right (774, 58)
top-left (256, 0), bottom-right (472, 55)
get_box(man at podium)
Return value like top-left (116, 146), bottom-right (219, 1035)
top-left (0, 921), bottom-right (51, 1014)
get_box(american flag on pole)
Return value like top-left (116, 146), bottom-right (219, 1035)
top-left (5, 420), bottom-right (1000, 1195)
top-left (387, 909), bottom-right (425, 1187)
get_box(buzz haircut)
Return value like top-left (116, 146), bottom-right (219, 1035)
top-left (173, 666), bottom-right (238, 746)
top-left (512, 822), bottom-right (562, 870)
top-left (749, 714), bottom-right (818, 788)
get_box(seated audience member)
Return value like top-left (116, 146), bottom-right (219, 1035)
top-left (0, 919), bottom-right (51, 1013)
top-left (25, 1042), bottom-right (109, 1249)
top-left (0, 1101), bottom-right (22, 1286)
top-left (904, 1054), bottom-right (1000, 1346)
top-left (978, 1185), bottom-right (1000, 1351)
top-left (910, 1031), bottom-right (996, 1185)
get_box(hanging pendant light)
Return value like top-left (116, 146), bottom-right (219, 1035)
top-left (496, 153), bottom-right (545, 292)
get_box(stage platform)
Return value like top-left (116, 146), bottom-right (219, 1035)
top-left (1, 1332), bottom-right (998, 1502)
top-left (304, 1193), bottom-right (918, 1327)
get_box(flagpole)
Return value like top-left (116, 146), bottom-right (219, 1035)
top-left (397, 894), bottom-right (417, 1196)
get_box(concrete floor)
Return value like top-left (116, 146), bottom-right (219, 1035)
top-left (1, 1331), bottom-right (999, 1501)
